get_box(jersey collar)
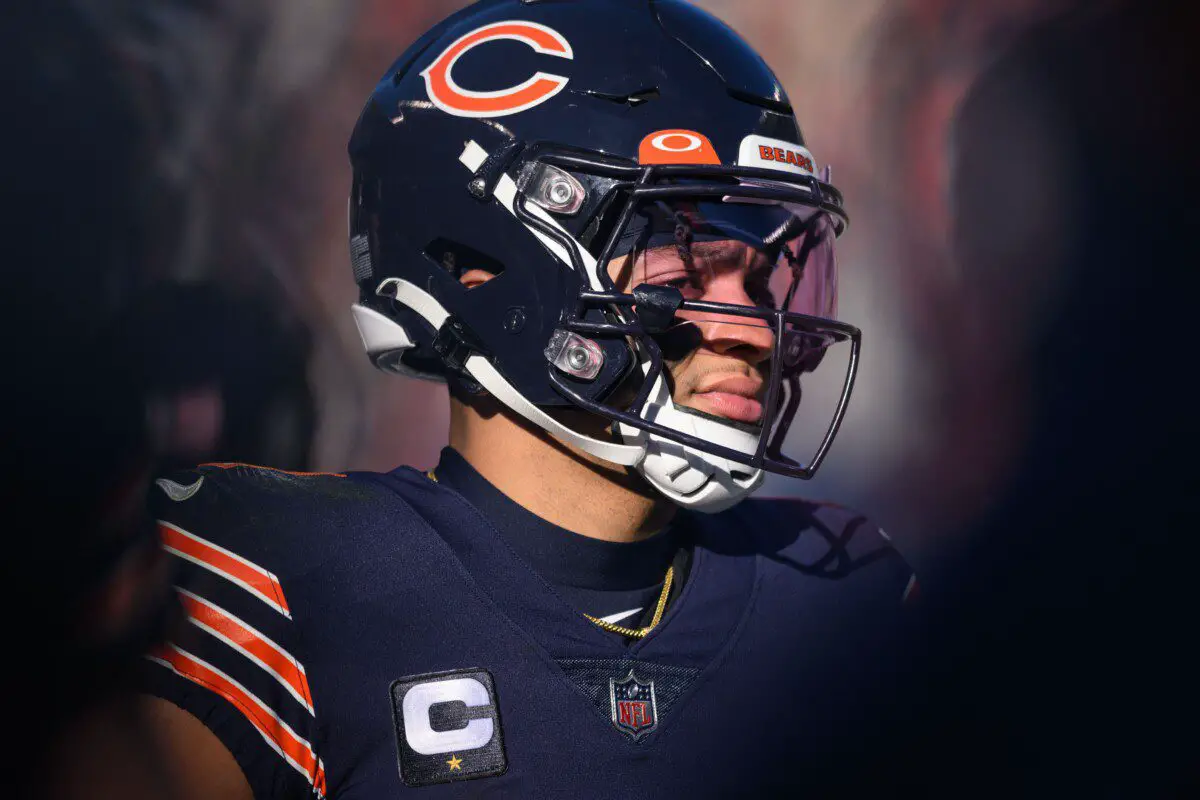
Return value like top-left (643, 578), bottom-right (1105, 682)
top-left (432, 447), bottom-right (677, 591)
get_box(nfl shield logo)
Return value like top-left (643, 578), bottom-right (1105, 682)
top-left (609, 670), bottom-right (658, 739)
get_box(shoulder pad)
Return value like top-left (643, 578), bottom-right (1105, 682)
top-left (154, 462), bottom-right (353, 504)
top-left (150, 462), bottom-right (385, 588)
top-left (151, 462), bottom-right (374, 526)
top-left (142, 461), bottom-right (373, 797)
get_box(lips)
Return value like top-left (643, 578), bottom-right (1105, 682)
top-left (691, 375), bottom-right (764, 424)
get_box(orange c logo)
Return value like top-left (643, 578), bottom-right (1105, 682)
top-left (420, 20), bottom-right (573, 118)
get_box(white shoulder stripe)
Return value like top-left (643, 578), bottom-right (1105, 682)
top-left (146, 644), bottom-right (324, 794)
top-left (176, 587), bottom-right (315, 715)
top-left (157, 520), bottom-right (292, 618)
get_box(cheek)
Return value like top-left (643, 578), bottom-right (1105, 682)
top-left (662, 350), bottom-right (700, 400)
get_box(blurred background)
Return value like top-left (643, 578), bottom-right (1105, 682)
top-left (5, 0), bottom-right (1195, 795)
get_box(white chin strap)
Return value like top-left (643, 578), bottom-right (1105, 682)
top-left (617, 368), bottom-right (764, 514)
top-left (348, 139), bottom-right (769, 513)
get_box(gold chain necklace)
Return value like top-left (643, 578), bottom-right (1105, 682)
top-left (584, 565), bottom-right (674, 639)
top-left (427, 469), bottom-right (674, 640)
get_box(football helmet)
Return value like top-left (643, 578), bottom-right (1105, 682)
top-left (348, 0), bottom-right (859, 512)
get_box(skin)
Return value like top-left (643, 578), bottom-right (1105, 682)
top-left (123, 697), bottom-right (255, 800)
top-left (143, 238), bottom-right (776, 793)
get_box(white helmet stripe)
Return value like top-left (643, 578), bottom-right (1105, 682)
top-left (459, 141), bottom-right (604, 291)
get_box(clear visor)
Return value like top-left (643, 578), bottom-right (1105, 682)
top-left (608, 198), bottom-right (838, 318)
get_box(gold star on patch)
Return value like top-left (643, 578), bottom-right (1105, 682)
top-left (446, 755), bottom-right (463, 771)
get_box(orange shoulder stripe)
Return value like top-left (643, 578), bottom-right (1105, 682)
top-left (158, 522), bottom-right (291, 618)
top-left (148, 644), bottom-right (327, 796)
top-left (176, 589), bottom-right (314, 715)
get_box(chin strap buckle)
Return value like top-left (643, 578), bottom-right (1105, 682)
top-left (433, 316), bottom-right (488, 393)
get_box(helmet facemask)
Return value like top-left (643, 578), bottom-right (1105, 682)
top-left (508, 147), bottom-right (861, 511)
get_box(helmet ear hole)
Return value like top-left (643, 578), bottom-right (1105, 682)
top-left (423, 237), bottom-right (507, 288)
top-left (459, 269), bottom-right (498, 291)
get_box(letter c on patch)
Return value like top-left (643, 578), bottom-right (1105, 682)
top-left (420, 20), bottom-right (573, 118)
top-left (401, 677), bottom-right (495, 755)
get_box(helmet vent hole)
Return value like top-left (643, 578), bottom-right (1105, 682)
top-left (581, 87), bottom-right (660, 108)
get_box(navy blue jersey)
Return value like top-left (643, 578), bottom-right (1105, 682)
top-left (142, 461), bottom-right (915, 798)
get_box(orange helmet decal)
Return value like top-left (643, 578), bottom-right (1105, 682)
top-left (638, 130), bottom-right (721, 165)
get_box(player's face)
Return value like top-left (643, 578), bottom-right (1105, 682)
top-left (607, 240), bottom-right (777, 427)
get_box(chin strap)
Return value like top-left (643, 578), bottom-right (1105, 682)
top-left (618, 366), bottom-right (764, 513)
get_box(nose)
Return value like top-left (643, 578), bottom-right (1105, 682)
top-left (693, 274), bottom-right (774, 365)
top-left (703, 316), bottom-right (774, 366)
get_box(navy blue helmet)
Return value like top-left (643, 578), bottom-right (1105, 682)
top-left (348, 0), bottom-right (858, 512)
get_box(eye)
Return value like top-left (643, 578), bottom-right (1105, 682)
top-left (642, 273), bottom-right (703, 301)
